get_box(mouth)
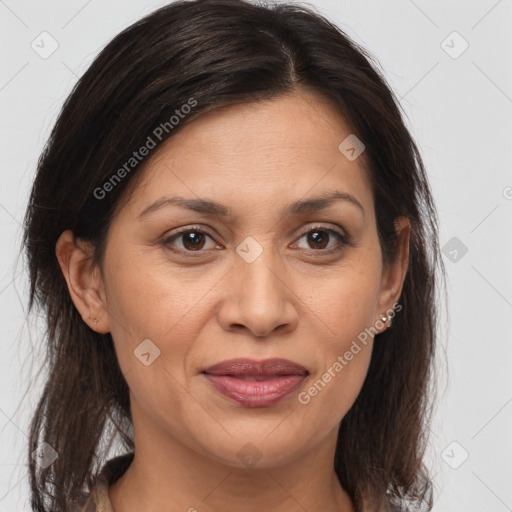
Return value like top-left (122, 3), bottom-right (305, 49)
top-left (201, 358), bottom-right (309, 408)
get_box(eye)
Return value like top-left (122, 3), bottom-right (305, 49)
top-left (292, 225), bottom-right (350, 253)
top-left (162, 226), bottom-right (220, 254)
top-left (162, 224), bottom-right (351, 257)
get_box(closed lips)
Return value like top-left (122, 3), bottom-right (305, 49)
top-left (201, 358), bottom-right (309, 378)
top-left (201, 359), bottom-right (309, 408)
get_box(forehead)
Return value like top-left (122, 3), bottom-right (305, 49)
top-left (118, 89), bottom-right (374, 221)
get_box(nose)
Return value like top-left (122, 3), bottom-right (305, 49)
top-left (215, 250), bottom-right (299, 338)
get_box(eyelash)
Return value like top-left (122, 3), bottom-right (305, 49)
top-left (161, 224), bottom-right (352, 258)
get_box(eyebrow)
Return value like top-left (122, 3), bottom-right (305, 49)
top-left (136, 190), bottom-right (365, 220)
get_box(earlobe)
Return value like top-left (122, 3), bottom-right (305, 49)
top-left (55, 229), bottom-right (109, 333)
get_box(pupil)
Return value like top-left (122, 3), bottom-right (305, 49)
top-left (183, 232), bottom-right (204, 250)
top-left (309, 231), bottom-right (328, 249)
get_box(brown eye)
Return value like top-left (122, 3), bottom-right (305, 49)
top-left (163, 227), bottom-right (219, 253)
top-left (306, 230), bottom-right (329, 249)
top-left (178, 231), bottom-right (207, 250)
top-left (294, 227), bottom-right (349, 252)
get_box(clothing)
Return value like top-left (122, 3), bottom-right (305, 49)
top-left (68, 452), bottom-right (134, 512)
top-left (68, 452), bottom-right (421, 511)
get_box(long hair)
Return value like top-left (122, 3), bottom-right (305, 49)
top-left (22, 1), bottom-right (445, 510)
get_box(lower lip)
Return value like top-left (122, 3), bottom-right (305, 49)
top-left (203, 374), bottom-right (306, 407)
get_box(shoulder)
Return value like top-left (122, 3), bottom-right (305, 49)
top-left (68, 452), bottom-right (134, 512)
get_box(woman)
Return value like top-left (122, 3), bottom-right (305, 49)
top-left (23, 0), bottom-right (444, 510)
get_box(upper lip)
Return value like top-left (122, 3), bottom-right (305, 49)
top-left (202, 358), bottom-right (308, 377)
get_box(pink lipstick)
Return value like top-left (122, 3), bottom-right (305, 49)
top-left (202, 358), bottom-right (308, 408)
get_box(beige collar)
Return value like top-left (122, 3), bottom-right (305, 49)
top-left (69, 452), bottom-right (134, 512)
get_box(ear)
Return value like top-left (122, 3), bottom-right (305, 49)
top-left (376, 216), bottom-right (410, 331)
top-left (55, 229), bottom-right (110, 333)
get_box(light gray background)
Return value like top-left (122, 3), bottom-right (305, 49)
top-left (1, 0), bottom-right (511, 511)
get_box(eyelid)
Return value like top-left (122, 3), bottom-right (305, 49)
top-left (295, 222), bottom-right (347, 238)
top-left (166, 224), bottom-right (216, 238)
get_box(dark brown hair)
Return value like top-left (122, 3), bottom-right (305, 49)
top-left (23, 0), bottom-right (445, 510)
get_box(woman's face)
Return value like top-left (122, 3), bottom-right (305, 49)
top-left (61, 89), bottom-right (409, 469)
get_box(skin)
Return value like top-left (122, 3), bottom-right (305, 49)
top-left (56, 88), bottom-right (410, 512)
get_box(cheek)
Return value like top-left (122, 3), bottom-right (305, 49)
top-left (305, 255), bottom-right (382, 348)
top-left (298, 345), bottom-right (373, 440)
top-left (102, 249), bottom-right (222, 375)
top-left (102, 254), bottom-right (214, 436)
top-left (297, 282), bottom-right (377, 432)
top-left (295, 256), bottom-right (381, 421)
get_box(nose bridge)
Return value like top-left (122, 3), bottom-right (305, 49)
top-left (217, 235), bottom-right (297, 337)
top-left (237, 234), bottom-right (284, 306)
